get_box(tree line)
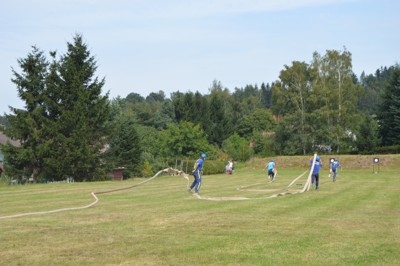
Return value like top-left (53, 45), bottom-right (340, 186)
top-left (1, 34), bottom-right (399, 181)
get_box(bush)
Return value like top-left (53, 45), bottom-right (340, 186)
top-left (202, 160), bottom-right (226, 175)
top-left (165, 158), bottom-right (226, 175)
top-left (222, 133), bottom-right (254, 161)
top-left (0, 175), bottom-right (10, 187)
top-left (374, 145), bottom-right (400, 154)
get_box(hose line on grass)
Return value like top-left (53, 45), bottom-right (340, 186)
top-left (194, 154), bottom-right (317, 201)
top-left (0, 167), bottom-right (188, 220)
top-left (0, 159), bottom-right (318, 217)
top-left (192, 170), bottom-right (309, 201)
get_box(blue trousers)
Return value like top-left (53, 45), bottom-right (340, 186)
top-left (332, 169), bottom-right (337, 181)
top-left (268, 169), bottom-right (275, 181)
top-left (190, 170), bottom-right (202, 193)
top-left (312, 173), bottom-right (319, 189)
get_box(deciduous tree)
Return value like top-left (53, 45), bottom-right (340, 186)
top-left (311, 48), bottom-right (362, 153)
top-left (272, 61), bottom-right (311, 154)
top-left (162, 120), bottom-right (210, 158)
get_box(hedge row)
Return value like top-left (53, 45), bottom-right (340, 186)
top-left (373, 145), bottom-right (400, 154)
top-left (165, 159), bottom-right (227, 175)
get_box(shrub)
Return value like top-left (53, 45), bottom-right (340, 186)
top-left (374, 145), bottom-right (400, 154)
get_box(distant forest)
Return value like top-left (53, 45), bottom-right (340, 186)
top-left (1, 34), bottom-right (399, 181)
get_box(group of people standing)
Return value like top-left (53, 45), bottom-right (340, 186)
top-left (265, 156), bottom-right (341, 190)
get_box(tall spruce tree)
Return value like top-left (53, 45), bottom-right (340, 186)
top-left (153, 99), bottom-right (176, 130)
top-left (1, 46), bottom-right (50, 181)
top-left (207, 81), bottom-right (233, 146)
top-left (378, 65), bottom-right (400, 146)
top-left (1, 34), bottom-right (110, 181)
top-left (105, 116), bottom-right (142, 177)
top-left (356, 114), bottom-right (379, 153)
top-left (260, 82), bottom-right (272, 108)
top-left (54, 34), bottom-right (110, 181)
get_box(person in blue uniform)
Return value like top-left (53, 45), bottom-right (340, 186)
top-left (330, 159), bottom-right (340, 182)
top-left (266, 159), bottom-right (276, 182)
top-left (188, 153), bottom-right (207, 194)
top-left (310, 156), bottom-right (323, 190)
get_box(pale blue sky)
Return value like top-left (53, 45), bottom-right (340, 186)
top-left (1, 0), bottom-right (399, 114)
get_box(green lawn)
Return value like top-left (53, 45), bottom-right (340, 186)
top-left (0, 159), bottom-right (399, 265)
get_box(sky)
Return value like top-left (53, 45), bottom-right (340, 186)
top-left (1, 0), bottom-right (399, 114)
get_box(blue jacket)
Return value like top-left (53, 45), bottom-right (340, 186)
top-left (310, 159), bottom-right (322, 173)
top-left (267, 161), bottom-right (275, 171)
top-left (331, 161), bottom-right (340, 170)
top-left (194, 158), bottom-right (204, 172)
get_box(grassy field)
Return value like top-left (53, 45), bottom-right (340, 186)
top-left (0, 156), bottom-right (399, 265)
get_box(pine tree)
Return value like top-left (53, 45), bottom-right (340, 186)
top-left (356, 115), bottom-right (379, 153)
top-left (153, 100), bottom-right (176, 130)
top-left (1, 34), bottom-right (110, 181)
top-left (1, 46), bottom-right (50, 181)
top-left (53, 34), bottom-right (110, 181)
top-left (378, 65), bottom-right (400, 146)
top-left (106, 116), bottom-right (142, 177)
top-left (260, 82), bottom-right (272, 109)
top-left (207, 85), bottom-right (233, 146)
